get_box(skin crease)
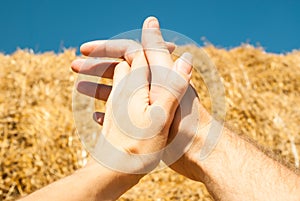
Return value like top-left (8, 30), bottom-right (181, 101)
top-left (20, 17), bottom-right (300, 201)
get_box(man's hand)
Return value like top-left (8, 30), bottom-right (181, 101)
top-left (73, 17), bottom-right (300, 201)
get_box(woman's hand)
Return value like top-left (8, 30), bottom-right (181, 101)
top-left (72, 17), bottom-right (193, 174)
top-left (72, 17), bottom-right (211, 182)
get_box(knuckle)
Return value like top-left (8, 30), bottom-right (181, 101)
top-left (167, 75), bottom-right (188, 98)
top-left (125, 40), bottom-right (143, 60)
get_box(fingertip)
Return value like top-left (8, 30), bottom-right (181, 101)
top-left (80, 41), bottom-right (96, 56)
top-left (93, 112), bottom-right (104, 125)
top-left (76, 81), bottom-right (96, 96)
top-left (80, 43), bottom-right (88, 55)
top-left (166, 42), bottom-right (177, 53)
top-left (76, 81), bottom-right (87, 93)
top-left (143, 16), bottom-right (160, 29)
top-left (71, 59), bottom-right (84, 73)
top-left (181, 52), bottom-right (193, 66)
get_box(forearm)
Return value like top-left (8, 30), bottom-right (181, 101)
top-left (193, 122), bottom-right (300, 201)
top-left (19, 160), bottom-right (141, 201)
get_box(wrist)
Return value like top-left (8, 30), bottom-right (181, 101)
top-left (168, 106), bottom-right (215, 182)
top-left (184, 110), bottom-right (224, 182)
top-left (184, 122), bottom-right (213, 181)
top-left (78, 159), bottom-right (143, 200)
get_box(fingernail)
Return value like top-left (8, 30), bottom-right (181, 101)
top-left (177, 52), bottom-right (193, 75)
top-left (147, 17), bottom-right (160, 29)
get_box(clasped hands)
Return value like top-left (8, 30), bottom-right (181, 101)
top-left (20, 17), bottom-right (300, 201)
top-left (71, 17), bottom-right (211, 182)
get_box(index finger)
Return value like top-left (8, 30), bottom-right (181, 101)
top-left (80, 39), bottom-right (176, 60)
top-left (80, 39), bottom-right (141, 64)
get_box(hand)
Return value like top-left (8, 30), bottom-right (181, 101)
top-left (138, 17), bottom-right (213, 181)
top-left (72, 17), bottom-right (193, 174)
top-left (164, 99), bottom-right (212, 181)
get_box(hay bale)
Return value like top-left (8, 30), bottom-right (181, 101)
top-left (0, 50), bottom-right (85, 200)
top-left (0, 45), bottom-right (299, 201)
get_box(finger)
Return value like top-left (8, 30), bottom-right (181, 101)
top-left (130, 51), bottom-right (148, 71)
top-left (112, 61), bottom-right (130, 87)
top-left (165, 42), bottom-right (176, 53)
top-left (151, 52), bottom-right (193, 118)
top-left (80, 39), bottom-right (176, 60)
top-left (77, 81), bottom-right (112, 101)
top-left (166, 52), bottom-right (193, 99)
top-left (142, 16), bottom-right (174, 67)
top-left (128, 50), bottom-right (150, 94)
top-left (93, 112), bottom-right (105, 125)
top-left (81, 39), bottom-right (142, 64)
top-left (71, 58), bottom-right (120, 78)
top-left (172, 52), bottom-right (193, 80)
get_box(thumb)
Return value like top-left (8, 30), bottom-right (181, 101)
top-left (173, 52), bottom-right (193, 80)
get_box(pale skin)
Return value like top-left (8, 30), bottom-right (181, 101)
top-left (19, 17), bottom-right (300, 201)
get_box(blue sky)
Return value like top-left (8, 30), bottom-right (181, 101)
top-left (0, 0), bottom-right (299, 54)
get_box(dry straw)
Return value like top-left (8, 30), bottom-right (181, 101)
top-left (0, 45), bottom-right (299, 201)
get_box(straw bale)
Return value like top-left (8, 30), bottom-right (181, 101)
top-left (0, 45), bottom-right (299, 201)
top-left (0, 50), bottom-right (85, 200)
